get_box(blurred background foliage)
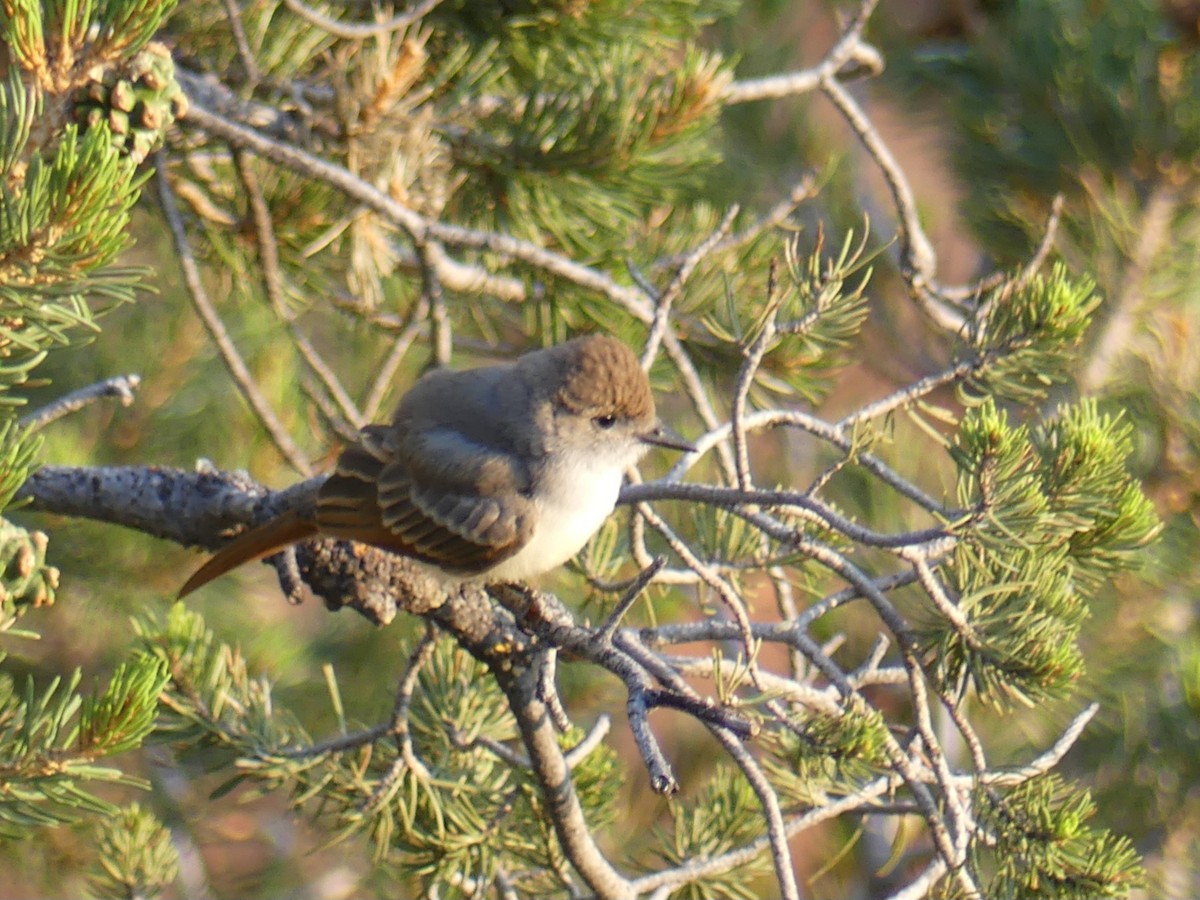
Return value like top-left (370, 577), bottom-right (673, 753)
top-left (876, 0), bottom-right (1200, 891)
top-left (2, 0), bottom-right (1198, 897)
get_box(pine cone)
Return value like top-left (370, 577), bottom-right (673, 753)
top-left (0, 519), bottom-right (59, 617)
top-left (74, 41), bottom-right (188, 164)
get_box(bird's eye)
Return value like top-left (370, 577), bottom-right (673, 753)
top-left (593, 413), bottom-right (617, 429)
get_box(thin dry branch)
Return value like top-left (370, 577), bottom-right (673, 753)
top-left (281, 0), bottom-right (443, 40)
top-left (722, 0), bottom-right (884, 104)
top-left (233, 149), bottom-right (363, 429)
top-left (495, 659), bottom-right (637, 900)
top-left (640, 206), bottom-right (739, 370)
top-left (18, 374), bottom-right (141, 431)
top-left (154, 155), bottom-right (313, 475)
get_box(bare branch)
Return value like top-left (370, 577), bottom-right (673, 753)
top-left (18, 374), bottom-right (141, 432)
top-left (660, 331), bottom-right (739, 481)
top-left (421, 241), bottom-right (453, 369)
top-left (619, 633), bottom-right (800, 900)
top-left (641, 206), bottom-right (738, 370)
top-left (941, 193), bottom-right (1065, 304)
top-left (730, 289), bottom-right (780, 490)
top-left (722, 0), bottom-right (884, 104)
top-left (233, 149), bottom-right (364, 429)
top-left (362, 298), bottom-right (429, 422)
top-left (154, 154), bottom-right (313, 475)
top-left (980, 703), bottom-right (1099, 787)
top-left (620, 481), bottom-right (950, 550)
top-left (539, 648), bottom-right (574, 733)
top-left (654, 175), bottom-right (818, 271)
top-left (819, 76), bottom-right (940, 306)
top-left (177, 100), bottom-right (656, 322)
top-left (595, 556), bottom-right (666, 644)
top-left (884, 858), bottom-right (950, 900)
top-left (281, 0), bottom-right (443, 40)
top-left (664, 407), bottom-right (951, 515)
top-left (632, 775), bottom-right (899, 895)
top-left (220, 0), bottom-right (260, 85)
top-left (495, 660), bottom-right (637, 900)
top-left (563, 716), bottom-right (612, 769)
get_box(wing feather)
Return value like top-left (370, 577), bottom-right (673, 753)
top-left (315, 424), bottom-right (536, 574)
top-left (181, 416), bottom-right (540, 594)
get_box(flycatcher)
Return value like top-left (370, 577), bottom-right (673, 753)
top-left (179, 335), bottom-right (691, 596)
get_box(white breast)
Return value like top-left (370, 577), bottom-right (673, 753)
top-left (483, 453), bottom-right (624, 582)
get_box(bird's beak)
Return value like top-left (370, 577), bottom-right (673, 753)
top-left (639, 423), bottom-right (696, 453)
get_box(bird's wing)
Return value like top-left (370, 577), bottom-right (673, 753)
top-left (316, 424), bottom-right (537, 575)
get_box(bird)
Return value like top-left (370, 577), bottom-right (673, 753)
top-left (178, 335), bottom-right (692, 597)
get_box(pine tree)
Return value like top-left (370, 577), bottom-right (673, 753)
top-left (887, 0), bottom-right (1200, 891)
top-left (0, 1), bottom-right (1167, 897)
top-left (0, 0), bottom-right (182, 895)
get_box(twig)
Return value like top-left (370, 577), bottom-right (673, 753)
top-left (621, 481), bottom-right (950, 551)
top-left (788, 547), bottom-right (970, 884)
top-left (718, 733), bottom-right (801, 900)
top-left (386, 628), bottom-right (439, 766)
top-left (836, 357), bottom-right (982, 429)
top-left (1009, 192), bottom-right (1065, 292)
top-left (299, 370), bottom-right (360, 442)
top-left (362, 298), bottom-right (429, 421)
top-left (659, 330), bottom-right (739, 482)
top-left (453, 728), bottom-right (530, 769)
top-left (769, 566), bottom-right (805, 679)
top-left (490, 585), bottom-right (682, 795)
top-left (941, 193), bottom-right (1065, 304)
top-left (563, 715), bottom-right (612, 768)
top-left (663, 407), bottom-right (950, 515)
top-left (722, 0), bottom-right (884, 104)
top-left (730, 286), bottom-right (780, 490)
top-left (277, 721), bottom-right (390, 759)
top-left (153, 153), bottom-right (313, 475)
top-left (907, 554), bottom-right (984, 652)
top-left (634, 502), bottom-right (760, 676)
top-left (172, 176), bottom-right (239, 226)
top-left (234, 149), bottom-right (364, 428)
top-left (642, 689), bottom-right (756, 739)
top-left (884, 858), bottom-right (949, 900)
top-left (641, 206), bottom-right (739, 370)
top-left (818, 75), bottom-right (938, 305)
top-left (282, 0), bottom-right (442, 40)
top-left (364, 628), bottom-right (446, 816)
top-left (18, 374), bottom-right (141, 431)
top-left (936, 686), bottom-right (987, 775)
top-left (385, 233), bottom-right (547, 301)
top-left (178, 101), bottom-right (656, 323)
top-left (495, 659), bottom-right (638, 900)
top-left (220, 0), bottom-right (260, 85)
top-left (979, 703), bottom-right (1098, 787)
top-left (420, 241), bottom-right (453, 368)
top-left (595, 556), bottom-right (666, 644)
top-left (902, 645), bottom-right (972, 865)
top-left (539, 648), bottom-right (574, 732)
top-left (620, 633), bottom-right (799, 900)
top-left (655, 175), bottom-right (818, 271)
top-left (631, 775), bottom-right (899, 895)
top-left (626, 688), bottom-right (680, 795)
top-left (663, 654), bottom-right (840, 715)
top-left (176, 67), bottom-right (310, 141)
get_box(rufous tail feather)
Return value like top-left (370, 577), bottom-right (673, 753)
top-left (178, 510), bottom-right (319, 598)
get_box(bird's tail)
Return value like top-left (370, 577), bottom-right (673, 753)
top-left (178, 510), bottom-right (319, 598)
